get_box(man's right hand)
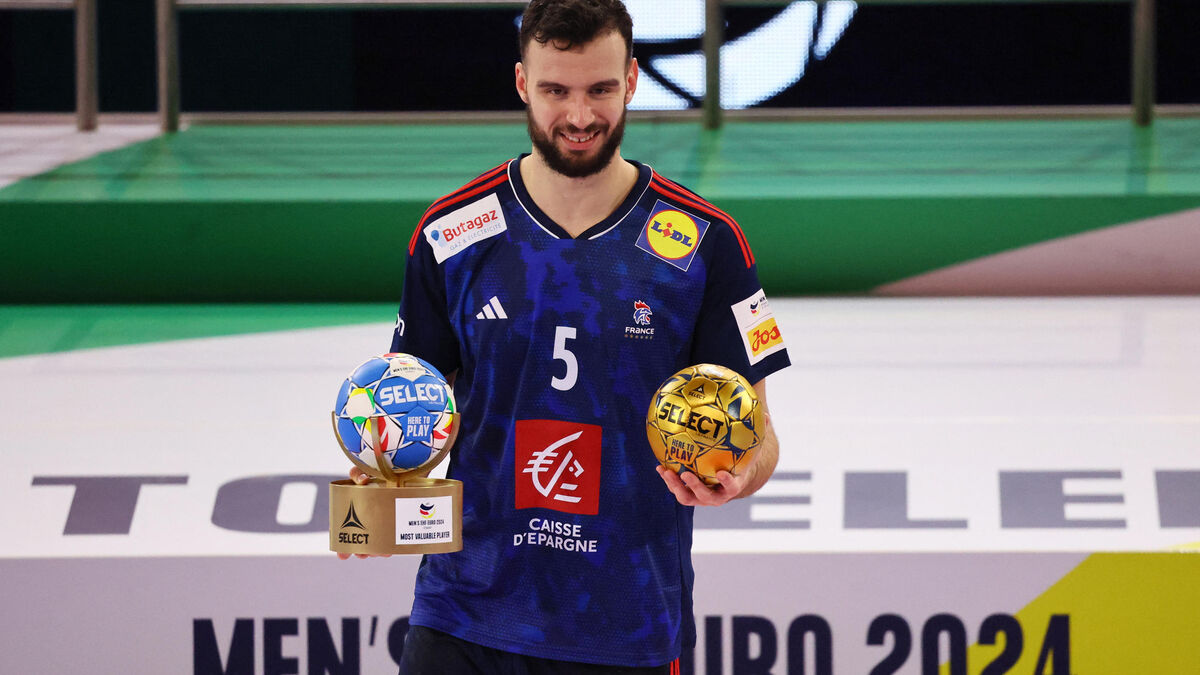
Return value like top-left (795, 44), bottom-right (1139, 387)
top-left (336, 467), bottom-right (392, 560)
top-left (349, 466), bottom-right (371, 486)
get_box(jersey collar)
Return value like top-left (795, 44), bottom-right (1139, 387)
top-left (508, 154), bottom-right (653, 241)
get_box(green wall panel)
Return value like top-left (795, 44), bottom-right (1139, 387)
top-left (3, 195), bottom-right (1197, 302)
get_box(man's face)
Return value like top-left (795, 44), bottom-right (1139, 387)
top-left (516, 30), bottom-right (637, 179)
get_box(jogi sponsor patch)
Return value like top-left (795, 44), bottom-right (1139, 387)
top-left (731, 289), bottom-right (785, 364)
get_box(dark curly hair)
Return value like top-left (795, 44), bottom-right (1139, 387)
top-left (519, 0), bottom-right (634, 62)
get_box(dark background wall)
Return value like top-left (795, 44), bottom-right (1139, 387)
top-left (1, 1), bottom-right (1198, 113)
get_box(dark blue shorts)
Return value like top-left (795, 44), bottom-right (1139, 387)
top-left (399, 625), bottom-right (679, 675)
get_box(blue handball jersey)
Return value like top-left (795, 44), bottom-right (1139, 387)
top-left (391, 155), bottom-right (790, 667)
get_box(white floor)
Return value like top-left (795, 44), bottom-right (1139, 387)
top-left (0, 122), bottom-right (160, 189)
top-left (2, 296), bottom-right (1198, 558)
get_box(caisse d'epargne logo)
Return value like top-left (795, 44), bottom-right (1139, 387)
top-left (514, 420), bottom-right (602, 515)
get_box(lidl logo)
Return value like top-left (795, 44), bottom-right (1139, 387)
top-left (648, 210), bottom-right (699, 258)
top-left (636, 201), bottom-right (710, 271)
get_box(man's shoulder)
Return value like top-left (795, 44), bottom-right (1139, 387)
top-left (424, 161), bottom-right (515, 219)
top-left (642, 168), bottom-right (755, 269)
top-left (643, 169), bottom-right (736, 228)
top-left (406, 160), bottom-right (515, 257)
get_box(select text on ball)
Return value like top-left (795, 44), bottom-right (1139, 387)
top-left (377, 382), bottom-right (446, 407)
top-left (657, 402), bottom-right (727, 439)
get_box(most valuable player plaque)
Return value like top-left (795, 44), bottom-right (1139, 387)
top-left (329, 354), bottom-right (463, 555)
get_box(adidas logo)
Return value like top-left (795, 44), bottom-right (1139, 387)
top-left (475, 296), bottom-right (508, 320)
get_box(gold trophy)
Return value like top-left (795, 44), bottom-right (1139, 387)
top-left (329, 354), bottom-right (463, 555)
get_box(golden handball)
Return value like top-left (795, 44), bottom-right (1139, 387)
top-left (646, 363), bottom-right (764, 485)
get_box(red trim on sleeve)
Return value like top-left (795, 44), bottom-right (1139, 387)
top-left (407, 162), bottom-right (510, 255)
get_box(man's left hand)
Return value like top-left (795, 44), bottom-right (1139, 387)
top-left (655, 464), bottom-right (751, 507)
top-left (655, 379), bottom-right (778, 507)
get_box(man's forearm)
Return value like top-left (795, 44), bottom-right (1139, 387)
top-left (737, 416), bottom-right (778, 498)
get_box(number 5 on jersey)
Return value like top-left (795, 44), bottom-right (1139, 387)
top-left (551, 325), bottom-right (577, 391)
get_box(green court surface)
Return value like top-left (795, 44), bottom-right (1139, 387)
top-left (1, 118), bottom-right (1198, 301)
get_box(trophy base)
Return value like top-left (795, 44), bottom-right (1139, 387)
top-left (329, 477), bottom-right (463, 555)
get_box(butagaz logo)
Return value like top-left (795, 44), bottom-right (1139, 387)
top-left (475, 295), bottom-right (508, 320)
top-left (636, 200), bottom-right (710, 271)
top-left (515, 420), bottom-right (602, 515)
top-left (732, 289), bottom-right (786, 364)
top-left (424, 193), bottom-right (507, 263)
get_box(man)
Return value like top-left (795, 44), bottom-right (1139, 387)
top-left (346, 1), bottom-right (790, 672)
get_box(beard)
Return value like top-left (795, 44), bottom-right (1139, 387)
top-left (527, 107), bottom-right (627, 179)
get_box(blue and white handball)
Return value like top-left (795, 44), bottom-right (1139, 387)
top-left (333, 353), bottom-right (456, 476)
